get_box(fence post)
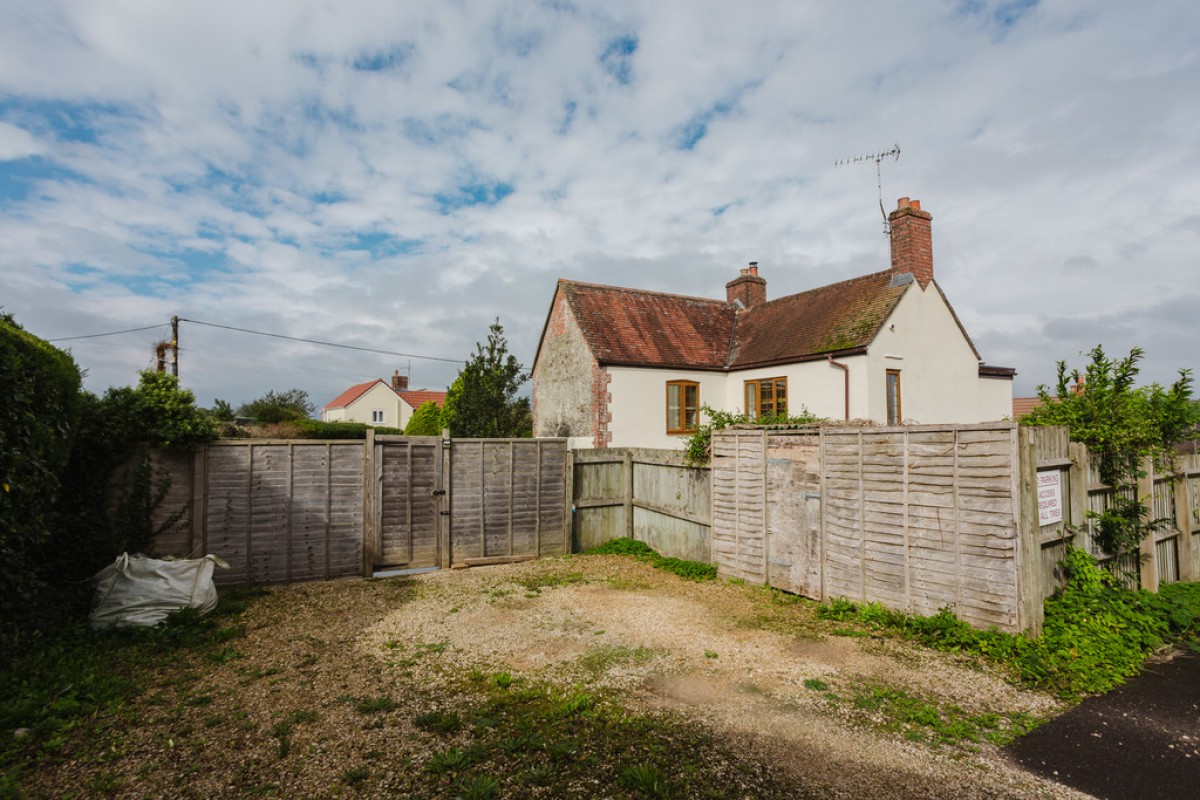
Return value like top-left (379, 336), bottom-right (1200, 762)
top-left (362, 428), bottom-right (376, 577)
top-left (623, 450), bottom-right (634, 538)
top-left (190, 445), bottom-right (208, 558)
top-left (564, 447), bottom-right (575, 554)
top-left (1174, 467), bottom-right (1196, 582)
top-left (1068, 442), bottom-right (1089, 552)
top-left (1016, 427), bottom-right (1044, 635)
top-left (439, 429), bottom-right (452, 568)
top-left (1137, 457), bottom-right (1159, 592)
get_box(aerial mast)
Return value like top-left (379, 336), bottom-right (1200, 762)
top-left (835, 144), bottom-right (902, 234)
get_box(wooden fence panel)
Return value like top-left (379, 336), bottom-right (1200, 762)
top-left (449, 440), bottom-right (568, 566)
top-left (711, 431), bottom-right (767, 583)
top-left (764, 432), bottom-right (821, 597)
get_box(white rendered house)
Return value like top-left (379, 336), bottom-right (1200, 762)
top-left (322, 372), bottom-right (446, 430)
top-left (531, 197), bottom-right (1015, 449)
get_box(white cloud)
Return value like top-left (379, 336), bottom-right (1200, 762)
top-left (1, 0), bottom-right (1198, 408)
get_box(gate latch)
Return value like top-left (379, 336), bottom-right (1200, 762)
top-left (431, 489), bottom-right (447, 497)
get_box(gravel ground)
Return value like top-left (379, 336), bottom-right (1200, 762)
top-left (21, 555), bottom-right (1094, 799)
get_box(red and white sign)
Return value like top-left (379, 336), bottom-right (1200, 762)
top-left (1037, 471), bottom-right (1063, 526)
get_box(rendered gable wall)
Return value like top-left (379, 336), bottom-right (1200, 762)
top-left (864, 283), bottom-right (1010, 423)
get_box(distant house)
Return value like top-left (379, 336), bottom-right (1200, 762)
top-left (322, 372), bottom-right (446, 430)
top-left (1011, 397), bottom-right (1044, 420)
top-left (531, 197), bottom-right (1016, 449)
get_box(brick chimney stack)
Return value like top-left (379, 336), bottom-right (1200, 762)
top-left (726, 261), bottom-right (767, 308)
top-left (888, 197), bottom-right (934, 290)
top-left (392, 370), bottom-right (409, 391)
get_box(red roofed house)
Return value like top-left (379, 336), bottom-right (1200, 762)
top-left (322, 372), bottom-right (446, 429)
top-left (531, 197), bottom-right (1015, 449)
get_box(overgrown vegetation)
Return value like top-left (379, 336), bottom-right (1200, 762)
top-left (684, 404), bottom-right (822, 465)
top-left (584, 538), bottom-right (717, 581)
top-left (441, 318), bottom-right (531, 438)
top-left (2, 317), bottom-right (218, 646)
top-left (819, 547), bottom-right (1200, 699)
top-left (0, 588), bottom-right (262, 794)
top-left (1022, 345), bottom-right (1198, 563)
top-left (224, 388), bottom-right (315, 424)
top-left (404, 400), bottom-right (444, 436)
top-left (219, 418), bottom-right (404, 440)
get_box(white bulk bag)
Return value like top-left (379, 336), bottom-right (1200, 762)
top-left (89, 553), bottom-right (229, 630)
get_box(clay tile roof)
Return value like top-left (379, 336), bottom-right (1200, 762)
top-left (323, 379), bottom-right (383, 410)
top-left (559, 280), bottom-right (734, 369)
top-left (1011, 397), bottom-right (1043, 419)
top-left (399, 390), bottom-right (447, 409)
top-left (727, 271), bottom-right (908, 368)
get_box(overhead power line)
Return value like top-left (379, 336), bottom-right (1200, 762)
top-left (178, 318), bottom-right (464, 364)
top-left (49, 323), bottom-right (168, 342)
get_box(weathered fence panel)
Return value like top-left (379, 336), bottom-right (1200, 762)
top-left (572, 449), bottom-right (711, 562)
top-left (200, 441), bottom-right (365, 587)
top-left (713, 424), bottom-right (1029, 633)
top-left (448, 439), bottom-right (569, 566)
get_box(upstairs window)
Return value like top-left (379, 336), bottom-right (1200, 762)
top-left (371, 410), bottom-right (385, 424)
top-left (666, 381), bottom-right (700, 434)
top-left (745, 377), bottom-right (787, 419)
top-left (886, 370), bottom-right (902, 425)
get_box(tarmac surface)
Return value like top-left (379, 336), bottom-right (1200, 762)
top-left (1006, 649), bottom-right (1200, 799)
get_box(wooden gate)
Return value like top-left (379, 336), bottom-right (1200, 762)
top-left (373, 438), bottom-right (444, 570)
top-left (367, 436), bottom-right (570, 572)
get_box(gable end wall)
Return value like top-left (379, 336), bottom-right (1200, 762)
top-left (533, 292), bottom-right (607, 445)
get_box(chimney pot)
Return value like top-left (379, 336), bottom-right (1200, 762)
top-left (898, 196), bottom-right (911, 208)
top-left (748, 261), bottom-right (759, 276)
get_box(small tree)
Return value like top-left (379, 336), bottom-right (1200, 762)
top-left (238, 388), bottom-right (314, 423)
top-left (404, 401), bottom-right (444, 436)
top-left (440, 319), bottom-right (531, 437)
top-left (1023, 346), bottom-right (1198, 564)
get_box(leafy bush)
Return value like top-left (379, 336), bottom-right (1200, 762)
top-left (585, 538), bottom-right (716, 581)
top-left (405, 401), bottom-right (443, 436)
top-left (684, 405), bottom-right (822, 465)
top-left (0, 314), bottom-right (83, 635)
top-left (818, 547), bottom-right (1198, 698)
top-left (237, 388), bottom-right (315, 423)
top-left (1023, 346), bottom-right (1198, 562)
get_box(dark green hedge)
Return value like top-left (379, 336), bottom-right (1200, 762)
top-left (0, 314), bottom-right (83, 628)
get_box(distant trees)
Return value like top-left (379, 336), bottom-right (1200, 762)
top-left (440, 318), bottom-right (531, 438)
top-left (232, 389), bottom-right (315, 423)
top-left (404, 401), bottom-right (443, 436)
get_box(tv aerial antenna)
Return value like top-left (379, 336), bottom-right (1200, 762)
top-left (835, 144), bottom-right (901, 235)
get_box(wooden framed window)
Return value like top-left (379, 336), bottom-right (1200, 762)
top-left (371, 410), bottom-right (385, 424)
top-left (744, 377), bottom-right (788, 419)
top-left (666, 381), bottom-right (700, 434)
top-left (886, 369), bottom-right (902, 425)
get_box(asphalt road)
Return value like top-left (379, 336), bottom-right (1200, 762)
top-left (1005, 650), bottom-right (1200, 800)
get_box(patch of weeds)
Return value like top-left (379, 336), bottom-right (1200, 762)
top-left (704, 650), bottom-right (718, 659)
top-left (803, 678), bottom-right (828, 691)
top-left (553, 692), bottom-right (596, 718)
top-left (341, 766), bottom-right (370, 787)
top-left (525, 763), bottom-right (557, 785)
top-left (576, 645), bottom-right (655, 675)
top-left (492, 672), bottom-right (515, 689)
top-left (498, 730), bottom-right (546, 754)
top-left (85, 771), bottom-right (124, 793)
top-left (517, 571), bottom-right (586, 595)
top-left (206, 644), bottom-right (243, 664)
top-left (353, 695), bottom-right (397, 714)
top-left (454, 774), bottom-right (500, 799)
top-left (414, 710), bottom-right (461, 734)
top-left (585, 539), bottom-right (715, 581)
top-left (840, 682), bottom-right (1037, 748)
top-left (621, 763), bottom-right (674, 798)
top-left (425, 746), bottom-right (475, 775)
top-left (271, 709), bottom-right (319, 758)
top-left (415, 641), bottom-right (448, 654)
top-left (239, 665), bottom-right (283, 683)
top-left (184, 694), bottom-right (213, 707)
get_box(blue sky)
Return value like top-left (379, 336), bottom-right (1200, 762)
top-left (1, 0), bottom-right (1198, 410)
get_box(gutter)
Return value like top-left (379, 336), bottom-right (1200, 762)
top-left (827, 355), bottom-right (850, 421)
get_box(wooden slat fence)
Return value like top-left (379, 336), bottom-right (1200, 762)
top-left (572, 448), bottom-right (711, 563)
top-left (146, 436), bottom-right (570, 586)
top-left (448, 439), bottom-right (570, 566)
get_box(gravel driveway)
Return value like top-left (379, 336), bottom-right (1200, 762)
top-left (23, 555), bottom-right (1093, 798)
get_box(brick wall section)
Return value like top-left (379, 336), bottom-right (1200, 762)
top-left (532, 289), bottom-right (604, 439)
top-left (888, 197), bottom-right (934, 289)
top-left (591, 363), bottom-right (612, 448)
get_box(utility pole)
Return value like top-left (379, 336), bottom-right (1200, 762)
top-left (171, 316), bottom-right (180, 377)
